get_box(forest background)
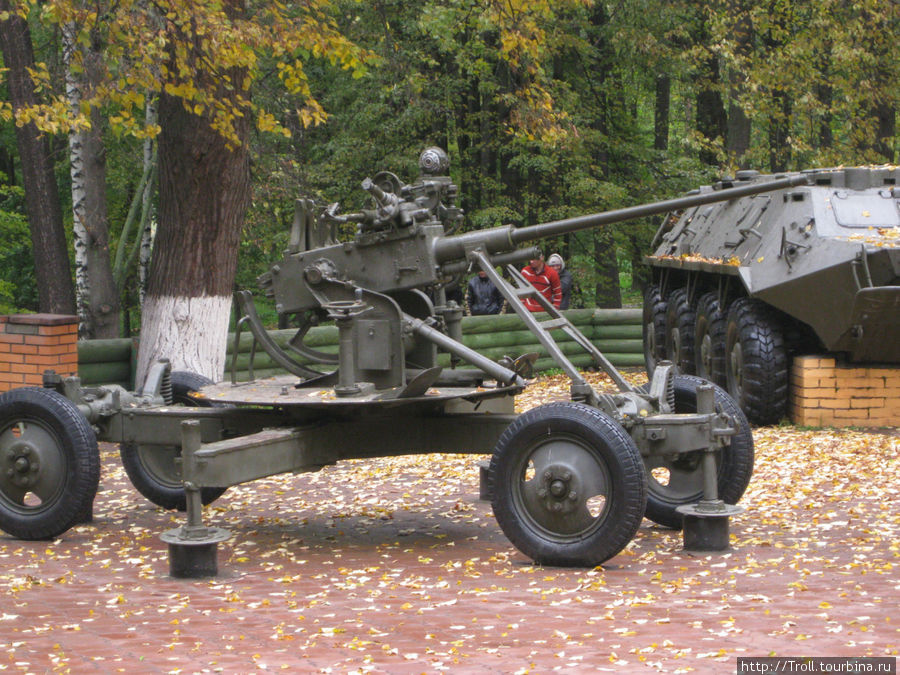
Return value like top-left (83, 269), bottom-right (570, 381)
top-left (0, 0), bottom-right (897, 345)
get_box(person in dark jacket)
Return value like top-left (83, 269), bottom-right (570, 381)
top-left (466, 270), bottom-right (503, 315)
top-left (547, 253), bottom-right (573, 310)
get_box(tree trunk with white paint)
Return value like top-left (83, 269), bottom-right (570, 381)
top-left (134, 88), bottom-right (250, 384)
top-left (137, 295), bottom-right (233, 380)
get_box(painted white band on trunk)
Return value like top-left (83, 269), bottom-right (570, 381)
top-left (135, 294), bottom-right (232, 387)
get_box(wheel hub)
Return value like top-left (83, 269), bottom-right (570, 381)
top-left (646, 322), bottom-right (657, 356)
top-left (549, 479), bottom-right (567, 497)
top-left (535, 465), bottom-right (579, 514)
top-left (3, 442), bottom-right (41, 489)
top-left (670, 327), bottom-right (681, 363)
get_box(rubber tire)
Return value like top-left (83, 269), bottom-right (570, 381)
top-left (120, 371), bottom-right (228, 510)
top-left (489, 402), bottom-right (647, 567)
top-left (693, 291), bottom-right (727, 387)
top-left (664, 288), bottom-right (696, 375)
top-left (642, 283), bottom-right (667, 376)
top-left (725, 298), bottom-right (789, 425)
top-left (639, 375), bottom-right (754, 529)
top-left (0, 388), bottom-right (100, 540)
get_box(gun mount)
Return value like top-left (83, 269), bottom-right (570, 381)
top-left (0, 148), bottom-right (797, 576)
top-left (252, 147), bottom-right (807, 393)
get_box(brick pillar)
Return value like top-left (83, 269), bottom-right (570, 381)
top-left (791, 356), bottom-right (900, 428)
top-left (0, 314), bottom-right (79, 393)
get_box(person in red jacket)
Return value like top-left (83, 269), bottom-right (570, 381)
top-left (520, 252), bottom-right (562, 312)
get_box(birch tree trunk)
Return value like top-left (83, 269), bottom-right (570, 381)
top-left (63, 27), bottom-right (120, 338)
top-left (138, 216), bottom-right (154, 306)
top-left (138, 100), bottom-right (158, 306)
top-left (0, 2), bottom-right (76, 315)
top-left (65, 26), bottom-right (89, 335)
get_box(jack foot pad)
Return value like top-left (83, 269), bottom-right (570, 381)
top-left (676, 501), bottom-right (744, 552)
top-left (161, 526), bottom-right (231, 578)
top-left (478, 460), bottom-right (492, 501)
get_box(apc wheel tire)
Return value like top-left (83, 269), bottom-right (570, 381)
top-left (693, 292), bottom-right (727, 387)
top-left (664, 288), bottom-right (696, 374)
top-left (643, 284), bottom-right (667, 376)
top-left (725, 299), bottom-right (788, 426)
top-left (120, 371), bottom-right (227, 510)
top-left (489, 402), bottom-right (647, 567)
top-left (0, 388), bottom-right (100, 540)
top-left (640, 375), bottom-right (754, 529)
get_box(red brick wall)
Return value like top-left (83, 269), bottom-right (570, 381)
top-left (0, 314), bottom-right (79, 393)
top-left (791, 356), bottom-right (900, 428)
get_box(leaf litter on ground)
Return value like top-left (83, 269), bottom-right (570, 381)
top-left (0, 370), bottom-right (897, 672)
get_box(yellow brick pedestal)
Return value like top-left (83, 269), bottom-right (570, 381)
top-left (0, 314), bottom-right (79, 393)
top-left (791, 356), bottom-right (900, 427)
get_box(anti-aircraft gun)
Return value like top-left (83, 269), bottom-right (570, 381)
top-left (0, 148), bottom-right (806, 576)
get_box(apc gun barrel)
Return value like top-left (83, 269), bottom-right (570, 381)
top-left (432, 173), bottom-right (808, 264)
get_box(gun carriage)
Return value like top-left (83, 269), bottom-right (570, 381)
top-left (0, 149), bottom-right (804, 575)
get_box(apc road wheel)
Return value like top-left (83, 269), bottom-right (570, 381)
top-left (0, 388), bottom-right (99, 540)
top-left (489, 402), bottom-right (647, 567)
top-left (120, 371), bottom-right (227, 510)
top-left (664, 288), bottom-right (696, 374)
top-left (693, 292), bottom-right (727, 386)
top-left (725, 299), bottom-right (788, 425)
top-left (643, 284), bottom-right (667, 376)
top-left (640, 375), bottom-right (754, 529)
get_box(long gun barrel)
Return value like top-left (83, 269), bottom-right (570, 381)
top-left (433, 173), bottom-right (810, 265)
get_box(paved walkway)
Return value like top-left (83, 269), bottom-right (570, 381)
top-left (1, 383), bottom-right (897, 673)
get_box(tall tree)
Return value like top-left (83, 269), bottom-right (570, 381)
top-left (63, 26), bottom-right (120, 337)
top-left (135, 37), bottom-right (251, 380)
top-left (0, 1), bottom-right (77, 315)
top-left (709, 0), bottom-right (899, 169)
top-left (133, 0), bottom-right (367, 382)
top-left (15, 0), bottom-right (368, 382)
top-left (723, 0), bottom-right (752, 167)
top-left (695, 49), bottom-right (727, 165)
top-left (653, 74), bottom-right (670, 152)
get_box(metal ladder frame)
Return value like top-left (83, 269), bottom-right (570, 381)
top-left (466, 249), bottom-right (635, 400)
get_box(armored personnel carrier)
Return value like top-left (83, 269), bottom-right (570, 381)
top-left (644, 166), bottom-right (900, 425)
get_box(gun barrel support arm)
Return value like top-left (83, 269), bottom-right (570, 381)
top-left (404, 315), bottom-right (524, 387)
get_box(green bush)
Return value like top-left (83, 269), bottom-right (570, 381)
top-left (0, 183), bottom-right (37, 314)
